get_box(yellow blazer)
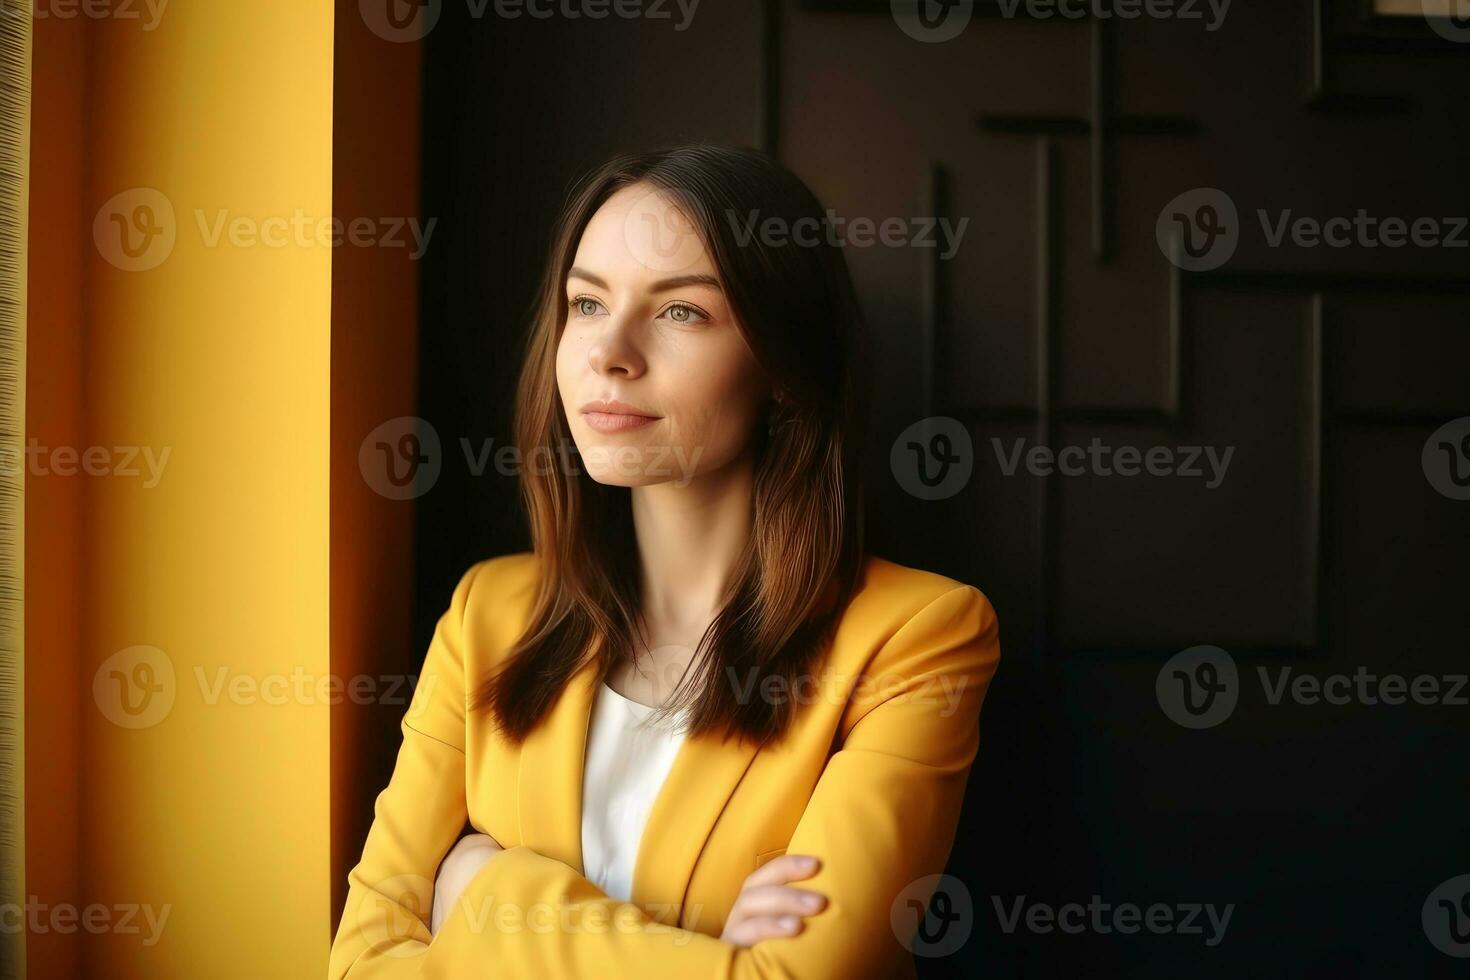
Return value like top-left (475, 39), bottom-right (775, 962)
top-left (328, 552), bottom-right (1000, 979)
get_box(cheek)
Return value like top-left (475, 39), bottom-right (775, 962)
top-left (662, 339), bottom-right (766, 454)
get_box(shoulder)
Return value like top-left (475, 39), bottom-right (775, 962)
top-left (456, 551), bottom-right (541, 600)
top-left (835, 555), bottom-right (1000, 668)
top-left (850, 554), bottom-right (997, 626)
top-left (447, 552), bottom-right (543, 657)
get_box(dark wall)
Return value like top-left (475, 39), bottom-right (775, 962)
top-left (417, 2), bottom-right (1470, 975)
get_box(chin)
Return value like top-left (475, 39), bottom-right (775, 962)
top-left (572, 441), bottom-right (708, 489)
top-left (579, 464), bottom-right (648, 487)
top-left (568, 438), bottom-right (658, 488)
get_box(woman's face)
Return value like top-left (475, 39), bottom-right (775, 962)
top-left (556, 183), bottom-right (770, 488)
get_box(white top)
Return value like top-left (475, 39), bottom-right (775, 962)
top-left (580, 681), bottom-right (690, 902)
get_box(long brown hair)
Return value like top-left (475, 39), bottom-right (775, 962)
top-left (470, 144), bottom-right (870, 747)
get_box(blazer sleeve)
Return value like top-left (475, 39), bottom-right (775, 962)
top-left (327, 560), bottom-right (482, 978)
top-left (329, 580), bottom-right (1001, 980)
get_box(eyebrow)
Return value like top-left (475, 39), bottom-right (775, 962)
top-left (567, 267), bottom-right (723, 293)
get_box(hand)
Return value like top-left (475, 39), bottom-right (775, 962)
top-left (719, 854), bottom-right (828, 947)
top-left (431, 832), bottom-right (503, 936)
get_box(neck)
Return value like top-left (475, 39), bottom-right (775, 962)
top-left (629, 452), bottom-right (754, 630)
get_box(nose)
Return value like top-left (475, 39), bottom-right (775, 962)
top-left (585, 310), bottom-right (647, 379)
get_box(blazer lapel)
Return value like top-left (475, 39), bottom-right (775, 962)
top-left (629, 723), bottom-right (763, 925)
top-left (516, 651), bottom-right (765, 926)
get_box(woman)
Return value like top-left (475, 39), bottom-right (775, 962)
top-left (328, 144), bottom-right (1001, 978)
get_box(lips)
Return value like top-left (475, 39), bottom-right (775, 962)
top-left (579, 399), bottom-right (661, 434)
top-left (576, 399), bottom-right (658, 417)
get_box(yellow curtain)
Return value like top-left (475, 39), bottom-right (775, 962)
top-left (27, 3), bottom-right (337, 976)
top-left (22, 0), bottom-right (421, 974)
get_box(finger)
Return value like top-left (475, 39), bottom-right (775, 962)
top-left (746, 853), bottom-right (822, 888)
top-left (732, 883), bottom-right (827, 920)
top-left (730, 913), bottom-right (807, 946)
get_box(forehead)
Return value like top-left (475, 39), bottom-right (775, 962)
top-left (571, 183), bottom-right (716, 285)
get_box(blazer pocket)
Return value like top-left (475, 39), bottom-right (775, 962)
top-left (754, 847), bottom-right (787, 871)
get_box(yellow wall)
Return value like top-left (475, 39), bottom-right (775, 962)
top-left (53, 2), bottom-right (334, 975)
